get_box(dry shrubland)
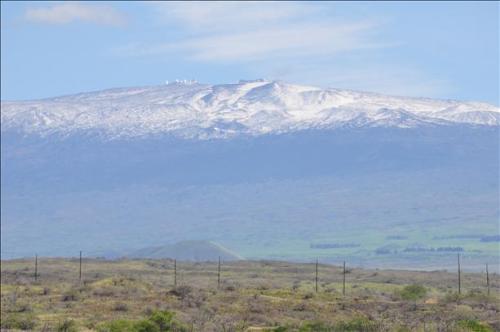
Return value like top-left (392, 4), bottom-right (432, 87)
top-left (1, 258), bottom-right (499, 331)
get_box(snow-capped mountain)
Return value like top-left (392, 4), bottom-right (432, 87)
top-left (1, 79), bottom-right (498, 139)
top-left (2, 80), bottom-right (499, 267)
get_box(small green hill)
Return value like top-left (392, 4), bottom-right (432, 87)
top-left (128, 240), bottom-right (243, 261)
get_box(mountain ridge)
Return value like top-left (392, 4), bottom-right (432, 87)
top-left (2, 79), bottom-right (498, 140)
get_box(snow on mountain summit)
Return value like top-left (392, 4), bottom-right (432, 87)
top-left (1, 80), bottom-right (498, 139)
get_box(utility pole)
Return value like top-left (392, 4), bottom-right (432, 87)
top-left (174, 259), bottom-right (177, 287)
top-left (486, 263), bottom-right (490, 296)
top-left (34, 254), bottom-right (38, 282)
top-left (218, 256), bottom-right (221, 289)
top-left (79, 251), bottom-right (82, 282)
top-left (457, 253), bottom-right (461, 295)
top-left (343, 261), bottom-right (346, 296)
top-left (315, 259), bottom-right (318, 293)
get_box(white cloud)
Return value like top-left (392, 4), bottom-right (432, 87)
top-left (127, 2), bottom-right (385, 62)
top-left (24, 2), bottom-right (126, 26)
top-left (155, 2), bottom-right (313, 32)
top-left (179, 21), bottom-right (380, 61)
top-left (119, 20), bottom-right (381, 62)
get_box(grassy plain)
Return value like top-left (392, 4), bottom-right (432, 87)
top-left (1, 258), bottom-right (499, 331)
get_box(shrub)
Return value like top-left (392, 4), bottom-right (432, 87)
top-left (169, 286), bottom-right (192, 299)
top-left (56, 319), bottom-right (78, 332)
top-left (149, 310), bottom-right (174, 331)
top-left (61, 289), bottom-right (80, 302)
top-left (299, 321), bottom-right (331, 332)
top-left (293, 302), bottom-right (307, 311)
top-left (135, 319), bottom-right (160, 332)
top-left (453, 304), bottom-right (476, 321)
top-left (148, 310), bottom-right (188, 332)
top-left (11, 302), bottom-right (32, 313)
top-left (224, 285), bottom-right (236, 291)
top-left (303, 292), bottom-right (314, 300)
top-left (1, 313), bottom-right (37, 330)
top-left (457, 319), bottom-right (493, 332)
top-left (113, 302), bottom-right (129, 312)
top-left (399, 284), bottom-right (427, 301)
top-left (96, 319), bottom-right (137, 332)
top-left (93, 287), bottom-right (117, 297)
top-left (265, 327), bottom-right (290, 332)
top-left (335, 317), bottom-right (379, 331)
top-left (444, 292), bottom-right (464, 303)
top-left (95, 310), bottom-right (186, 332)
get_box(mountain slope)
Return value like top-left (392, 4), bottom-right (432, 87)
top-left (1, 80), bottom-right (498, 139)
top-left (1, 80), bottom-right (498, 270)
top-left (128, 241), bottom-right (243, 261)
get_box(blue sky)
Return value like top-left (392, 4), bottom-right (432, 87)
top-left (1, 1), bottom-right (498, 104)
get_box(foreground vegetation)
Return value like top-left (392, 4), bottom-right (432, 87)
top-left (1, 258), bottom-right (499, 331)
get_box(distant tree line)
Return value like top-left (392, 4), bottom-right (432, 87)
top-left (480, 235), bottom-right (500, 242)
top-left (432, 234), bottom-right (499, 243)
top-left (376, 245), bottom-right (465, 255)
top-left (386, 235), bottom-right (408, 240)
top-left (433, 234), bottom-right (483, 240)
top-left (403, 246), bottom-right (464, 253)
top-left (310, 243), bottom-right (361, 249)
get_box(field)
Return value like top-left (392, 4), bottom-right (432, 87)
top-left (1, 258), bottom-right (499, 331)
